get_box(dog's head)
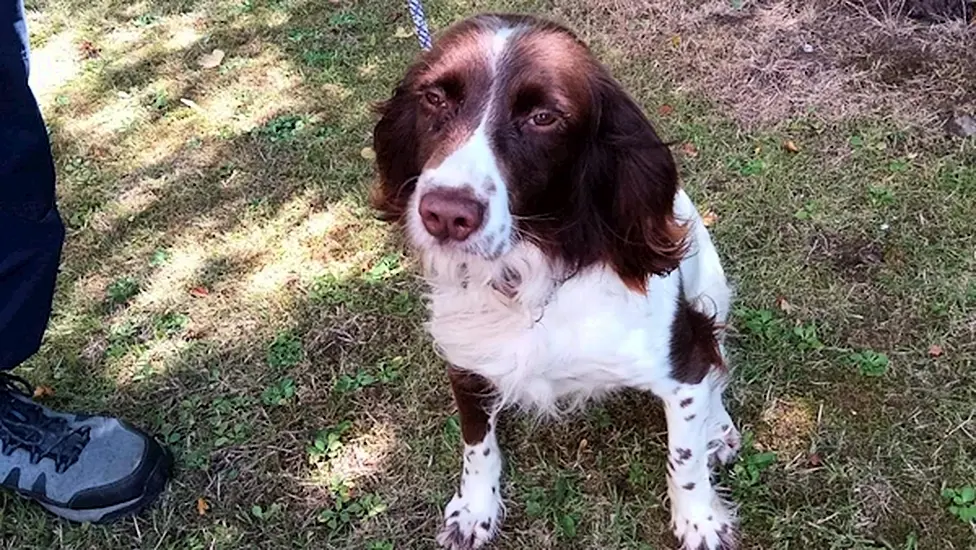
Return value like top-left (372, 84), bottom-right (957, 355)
top-left (370, 13), bottom-right (685, 292)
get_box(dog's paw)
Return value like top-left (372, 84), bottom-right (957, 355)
top-left (435, 490), bottom-right (503, 550)
top-left (671, 497), bottom-right (739, 550)
top-left (707, 421), bottom-right (741, 466)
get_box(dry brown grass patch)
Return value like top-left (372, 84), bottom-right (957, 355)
top-left (569, 0), bottom-right (976, 128)
top-left (755, 397), bottom-right (817, 459)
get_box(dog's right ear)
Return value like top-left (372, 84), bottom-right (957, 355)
top-left (370, 67), bottom-right (423, 223)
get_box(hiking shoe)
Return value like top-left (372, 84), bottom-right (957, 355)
top-left (0, 373), bottom-right (172, 523)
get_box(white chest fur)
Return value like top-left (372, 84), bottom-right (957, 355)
top-left (423, 247), bottom-right (682, 416)
top-left (420, 189), bottom-right (730, 416)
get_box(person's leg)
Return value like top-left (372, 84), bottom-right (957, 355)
top-left (1, 0), bottom-right (172, 523)
top-left (0, 0), bottom-right (64, 370)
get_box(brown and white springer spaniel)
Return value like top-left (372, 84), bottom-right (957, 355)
top-left (370, 13), bottom-right (741, 550)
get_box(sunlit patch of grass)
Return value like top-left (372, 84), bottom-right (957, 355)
top-left (306, 420), bottom-right (396, 491)
top-left (162, 19), bottom-right (203, 51)
top-left (26, 29), bottom-right (83, 100)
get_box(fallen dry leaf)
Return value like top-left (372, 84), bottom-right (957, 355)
top-left (393, 26), bottom-right (413, 39)
top-left (189, 286), bottom-right (210, 298)
top-left (681, 142), bottom-right (699, 158)
top-left (78, 39), bottom-right (101, 59)
top-left (701, 209), bottom-right (718, 227)
top-left (670, 35), bottom-right (681, 48)
top-left (658, 104), bottom-right (674, 117)
top-left (784, 140), bottom-right (801, 153)
top-left (360, 147), bottom-right (376, 160)
top-left (33, 385), bottom-right (55, 399)
top-left (185, 321), bottom-right (208, 340)
top-left (928, 344), bottom-right (944, 357)
top-left (196, 497), bottom-right (210, 516)
top-left (775, 295), bottom-right (793, 313)
top-left (198, 49), bottom-right (225, 69)
top-left (807, 453), bottom-right (823, 467)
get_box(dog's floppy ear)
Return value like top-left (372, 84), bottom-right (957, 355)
top-left (575, 71), bottom-right (687, 293)
top-left (370, 65), bottom-right (423, 223)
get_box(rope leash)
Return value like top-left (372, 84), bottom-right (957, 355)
top-left (406, 0), bottom-right (433, 51)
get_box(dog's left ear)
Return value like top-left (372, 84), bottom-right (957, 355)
top-left (576, 71), bottom-right (687, 293)
top-left (370, 66), bottom-right (423, 223)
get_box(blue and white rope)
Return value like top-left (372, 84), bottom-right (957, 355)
top-left (406, 0), bottom-right (433, 51)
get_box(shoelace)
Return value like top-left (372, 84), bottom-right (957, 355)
top-left (0, 373), bottom-right (91, 474)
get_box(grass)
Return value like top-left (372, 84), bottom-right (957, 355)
top-left (2, 0), bottom-right (974, 548)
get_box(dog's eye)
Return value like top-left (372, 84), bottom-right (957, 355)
top-left (530, 110), bottom-right (557, 127)
top-left (425, 90), bottom-right (446, 108)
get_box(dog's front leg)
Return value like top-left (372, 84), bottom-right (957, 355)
top-left (436, 367), bottom-right (504, 550)
top-left (651, 372), bottom-right (740, 550)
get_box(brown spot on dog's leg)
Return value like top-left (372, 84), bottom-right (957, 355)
top-left (684, 414), bottom-right (696, 421)
top-left (449, 367), bottom-right (495, 445)
top-left (680, 397), bottom-right (694, 408)
top-left (682, 482), bottom-right (695, 490)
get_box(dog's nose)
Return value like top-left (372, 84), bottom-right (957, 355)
top-left (418, 188), bottom-right (486, 242)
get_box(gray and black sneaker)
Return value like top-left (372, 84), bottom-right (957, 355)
top-left (0, 373), bottom-right (172, 523)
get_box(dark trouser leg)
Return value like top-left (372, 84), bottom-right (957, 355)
top-left (0, 0), bottom-right (65, 370)
top-left (0, 1), bottom-right (174, 525)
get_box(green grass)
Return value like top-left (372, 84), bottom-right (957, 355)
top-left (3, 0), bottom-right (975, 548)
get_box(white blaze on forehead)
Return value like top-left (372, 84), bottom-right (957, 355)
top-left (421, 25), bottom-right (517, 187)
top-left (427, 123), bottom-right (501, 190)
top-left (420, 25), bottom-right (517, 194)
top-left (484, 25), bottom-right (517, 122)
top-left (410, 24), bottom-right (518, 258)
top-left (489, 26), bottom-right (516, 69)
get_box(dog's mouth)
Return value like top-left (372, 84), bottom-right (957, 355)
top-left (423, 232), bottom-right (512, 261)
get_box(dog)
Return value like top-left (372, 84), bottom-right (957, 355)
top-left (369, 13), bottom-right (741, 550)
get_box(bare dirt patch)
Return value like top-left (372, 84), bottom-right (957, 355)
top-left (571, 0), bottom-right (976, 128)
top-left (807, 231), bottom-right (885, 280)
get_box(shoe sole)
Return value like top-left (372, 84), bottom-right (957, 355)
top-left (37, 445), bottom-right (173, 524)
